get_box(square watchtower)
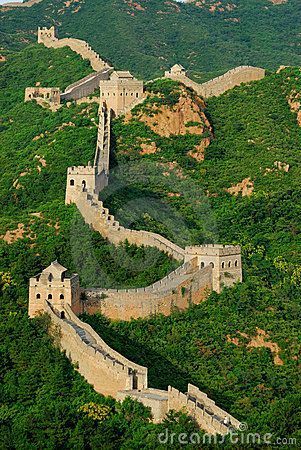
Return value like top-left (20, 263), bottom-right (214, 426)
top-left (29, 261), bottom-right (81, 318)
top-left (185, 244), bottom-right (242, 293)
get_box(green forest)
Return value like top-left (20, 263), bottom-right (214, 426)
top-left (1, 0), bottom-right (301, 79)
top-left (0, 32), bottom-right (301, 448)
top-left (89, 69), bottom-right (301, 442)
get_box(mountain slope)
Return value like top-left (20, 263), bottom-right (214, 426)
top-left (0, 0), bottom-right (300, 79)
top-left (0, 45), bottom-right (178, 295)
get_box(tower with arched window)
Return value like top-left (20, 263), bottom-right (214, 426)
top-left (29, 261), bottom-right (81, 318)
top-left (184, 245), bottom-right (242, 293)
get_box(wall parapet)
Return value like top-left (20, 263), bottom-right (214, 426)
top-left (44, 300), bottom-right (148, 395)
top-left (168, 385), bottom-right (241, 434)
top-left (165, 65), bottom-right (265, 98)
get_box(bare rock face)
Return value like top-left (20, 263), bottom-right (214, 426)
top-left (227, 177), bottom-right (254, 197)
top-left (125, 85), bottom-right (213, 160)
top-left (139, 93), bottom-right (211, 138)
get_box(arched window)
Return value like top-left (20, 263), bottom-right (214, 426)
top-left (221, 262), bottom-right (225, 269)
top-left (48, 273), bottom-right (53, 282)
top-left (209, 262), bottom-right (215, 268)
top-left (48, 294), bottom-right (52, 300)
top-left (70, 179), bottom-right (75, 186)
top-left (235, 260), bottom-right (238, 267)
top-left (60, 294), bottom-right (64, 300)
top-left (136, 93), bottom-right (139, 98)
top-left (228, 261), bottom-right (232, 268)
top-left (200, 262), bottom-right (205, 268)
top-left (36, 293), bottom-right (41, 299)
top-left (60, 311), bottom-right (65, 319)
top-left (82, 180), bottom-right (86, 191)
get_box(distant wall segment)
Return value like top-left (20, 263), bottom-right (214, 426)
top-left (165, 64), bottom-right (265, 98)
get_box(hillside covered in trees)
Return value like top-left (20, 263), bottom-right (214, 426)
top-left (85, 69), bottom-right (301, 442)
top-left (0, 37), bottom-right (300, 446)
top-left (0, 0), bottom-right (301, 79)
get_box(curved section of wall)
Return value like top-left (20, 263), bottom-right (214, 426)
top-left (45, 301), bottom-right (148, 396)
top-left (72, 187), bottom-right (185, 261)
top-left (83, 263), bottom-right (212, 320)
top-left (39, 32), bottom-right (110, 72)
top-left (166, 66), bottom-right (265, 98)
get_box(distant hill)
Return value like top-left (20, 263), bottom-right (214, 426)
top-left (0, 0), bottom-right (301, 79)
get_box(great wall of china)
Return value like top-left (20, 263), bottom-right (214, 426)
top-left (24, 25), bottom-right (266, 433)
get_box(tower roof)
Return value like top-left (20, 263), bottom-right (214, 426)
top-left (171, 64), bottom-right (186, 71)
top-left (110, 71), bottom-right (134, 80)
top-left (43, 260), bottom-right (67, 274)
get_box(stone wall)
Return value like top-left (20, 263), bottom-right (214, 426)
top-left (45, 301), bottom-right (148, 397)
top-left (61, 68), bottom-right (112, 101)
top-left (72, 186), bottom-right (185, 261)
top-left (38, 27), bottom-right (110, 72)
top-left (166, 66), bottom-right (265, 98)
top-left (168, 385), bottom-right (241, 434)
top-left (84, 262), bottom-right (212, 320)
top-left (29, 266), bottom-right (241, 433)
top-left (117, 389), bottom-right (169, 423)
top-left (25, 87), bottom-right (61, 106)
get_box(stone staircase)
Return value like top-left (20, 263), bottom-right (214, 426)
top-left (94, 107), bottom-right (111, 174)
top-left (75, 186), bottom-right (185, 260)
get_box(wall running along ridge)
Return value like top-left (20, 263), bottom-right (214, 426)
top-left (28, 28), bottom-right (243, 432)
top-left (165, 65), bottom-right (265, 98)
top-left (29, 277), bottom-right (241, 432)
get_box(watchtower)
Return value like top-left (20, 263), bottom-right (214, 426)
top-left (165, 64), bottom-right (187, 78)
top-left (185, 245), bottom-right (242, 293)
top-left (38, 26), bottom-right (58, 44)
top-left (99, 71), bottom-right (143, 116)
top-left (29, 261), bottom-right (81, 318)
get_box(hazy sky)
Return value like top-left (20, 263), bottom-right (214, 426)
top-left (0, 0), bottom-right (19, 4)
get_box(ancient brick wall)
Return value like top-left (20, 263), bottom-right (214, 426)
top-left (71, 186), bottom-right (185, 260)
top-left (84, 263), bottom-right (212, 320)
top-left (45, 302), bottom-right (148, 397)
top-left (38, 28), bottom-right (110, 72)
top-left (61, 68), bottom-right (112, 101)
top-left (168, 385), bottom-right (241, 435)
top-left (166, 66), bottom-right (265, 98)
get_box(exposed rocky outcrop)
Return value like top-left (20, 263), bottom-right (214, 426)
top-left (227, 177), bottom-right (254, 197)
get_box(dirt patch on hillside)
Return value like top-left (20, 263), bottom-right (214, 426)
top-left (140, 141), bottom-right (157, 155)
top-left (226, 328), bottom-right (284, 365)
top-left (288, 90), bottom-right (301, 126)
top-left (1, 223), bottom-right (26, 243)
top-left (268, 0), bottom-right (287, 4)
top-left (227, 177), bottom-right (254, 197)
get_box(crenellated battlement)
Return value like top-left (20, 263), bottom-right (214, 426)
top-left (29, 265), bottom-right (241, 433)
top-left (165, 64), bottom-right (265, 98)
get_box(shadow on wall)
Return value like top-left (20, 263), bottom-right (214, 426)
top-left (81, 312), bottom-right (191, 392)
